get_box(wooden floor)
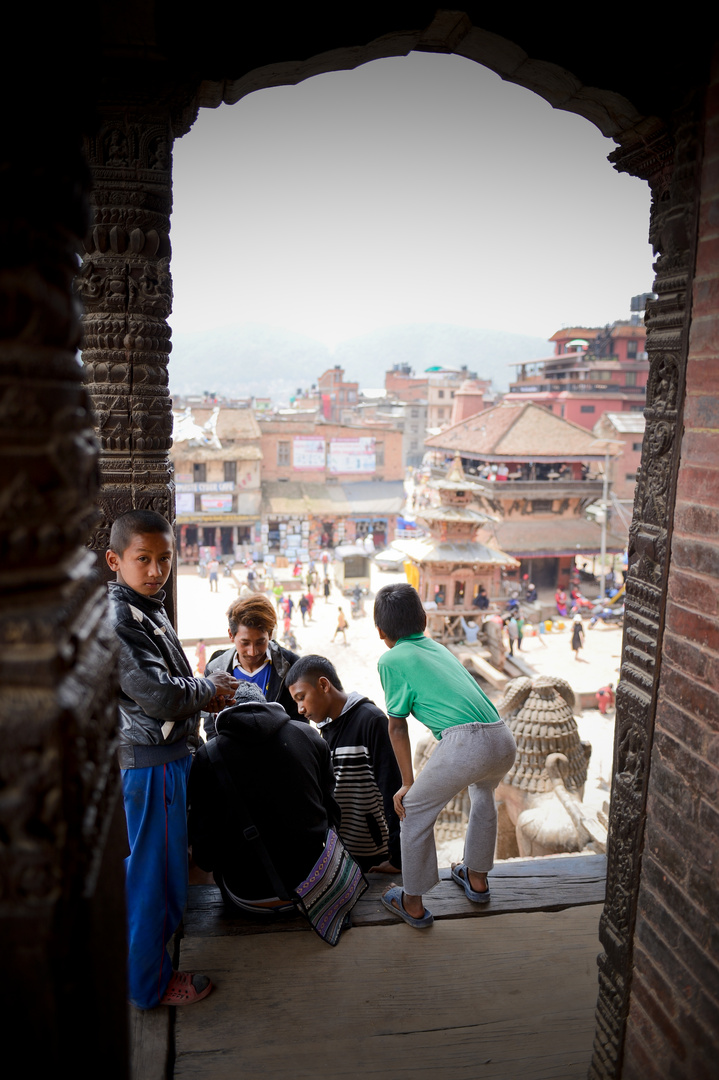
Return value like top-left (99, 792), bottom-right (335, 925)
top-left (171, 856), bottom-right (605, 1080)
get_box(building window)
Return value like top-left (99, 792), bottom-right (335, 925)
top-left (375, 442), bottom-right (385, 466)
top-left (580, 405), bottom-right (596, 413)
top-left (411, 408), bottom-right (419, 418)
top-left (277, 441), bottom-right (290, 466)
top-left (625, 371), bottom-right (637, 387)
top-left (627, 340), bottom-right (638, 358)
top-left (193, 462), bottom-right (206, 483)
top-left (632, 442), bottom-right (643, 452)
top-left (224, 461), bottom-right (237, 482)
top-left (438, 390), bottom-right (445, 399)
top-left (533, 500), bottom-right (554, 513)
top-left (625, 473), bottom-right (637, 481)
top-left (453, 581), bottom-right (465, 606)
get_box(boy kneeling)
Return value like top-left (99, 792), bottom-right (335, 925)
top-left (287, 655), bottom-right (402, 874)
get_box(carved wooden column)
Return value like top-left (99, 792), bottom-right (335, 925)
top-left (78, 108), bottom-right (177, 613)
top-left (589, 100), bottom-right (703, 1080)
top-left (0, 120), bottom-right (126, 1071)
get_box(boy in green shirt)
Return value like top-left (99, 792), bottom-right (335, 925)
top-left (375, 583), bottom-right (516, 928)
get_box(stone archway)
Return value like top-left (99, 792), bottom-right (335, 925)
top-left (4, 8), bottom-right (705, 1076)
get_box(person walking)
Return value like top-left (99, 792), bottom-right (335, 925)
top-left (571, 615), bottom-right (585, 661)
top-left (332, 607), bottom-right (348, 645)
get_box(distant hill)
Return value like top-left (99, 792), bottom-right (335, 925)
top-left (167, 322), bottom-right (548, 401)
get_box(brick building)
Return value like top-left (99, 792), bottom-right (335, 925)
top-left (258, 416), bottom-right (404, 557)
top-left (506, 322), bottom-right (649, 429)
top-left (170, 405), bottom-right (262, 560)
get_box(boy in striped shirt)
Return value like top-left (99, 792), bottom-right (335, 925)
top-left (287, 655), bottom-right (401, 874)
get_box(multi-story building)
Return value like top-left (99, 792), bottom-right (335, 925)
top-left (258, 416), bottom-right (405, 558)
top-left (316, 366), bottom-right (359, 422)
top-left (171, 405), bottom-right (262, 560)
top-left (426, 367), bottom-right (493, 430)
top-left (505, 321), bottom-right (649, 429)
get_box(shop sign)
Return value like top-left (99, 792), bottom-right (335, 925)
top-left (328, 436), bottom-right (375, 473)
top-left (200, 493), bottom-right (233, 512)
top-left (293, 436), bottom-right (325, 470)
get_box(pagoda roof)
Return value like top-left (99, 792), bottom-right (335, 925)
top-left (394, 536), bottom-right (519, 568)
top-left (424, 401), bottom-right (621, 462)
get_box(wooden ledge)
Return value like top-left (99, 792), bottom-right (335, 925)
top-left (184, 853), bottom-right (606, 938)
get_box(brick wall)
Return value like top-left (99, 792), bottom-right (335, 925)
top-left (623, 49), bottom-right (719, 1080)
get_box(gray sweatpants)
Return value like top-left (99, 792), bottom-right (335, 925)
top-left (401, 719), bottom-right (517, 897)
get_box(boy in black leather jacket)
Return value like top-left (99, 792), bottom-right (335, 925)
top-left (106, 510), bottom-right (237, 1008)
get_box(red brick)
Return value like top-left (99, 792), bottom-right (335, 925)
top-left (667, 568), bottom-right (719, 614)
top-left (673, 432), bottom-right (716, 475)
top-left (694, 236), bottom-right (719, 280)
top-left (654, 730), bottom-right (719, 801)
top-left (682, 393), bottom-right (719, 429)
top-left (674, 497), bottom-right (719, 535)
top-left (665, 601), bottom-right (719, 649)
top-left (631, 973), bottom-right (686, 1058)
top-left (642, 856), bottom-right (712, 947)
top-left (698, 194), bottom-right (719, 236)
top-left (648, 758), bottom-right (698, 818)
top-left (662, 633), bottom-right (709, 681)
top-left (685, 357), bottom-right (719, 396)
top-left (662, 666), bottom-right (719, 728)
top-left (691, 273), bottom-right (719, 317)
top-left (656, 688), bottom-right (714, 753)
top-left (671, 532), bottom-right (719, 573)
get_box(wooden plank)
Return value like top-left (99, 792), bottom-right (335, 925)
top-left (128, 1003), bottom-right (170, 1080)
top-left (452, 647), bottom-right (510, 690)
top-left (185, 855), bottom-right (606, 938)
top-left (175, 906), bottom-right (602, 1080)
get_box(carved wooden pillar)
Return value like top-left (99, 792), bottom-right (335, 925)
top-left (589, 100), bottom-right (703, 1079)
top-left (78, 108), bottom-right (177, 614)
top-left (0, 120), bottom-right (126, 1071)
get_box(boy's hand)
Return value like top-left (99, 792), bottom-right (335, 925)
top-left (208, 672), bottom-right (239, 693)
top-left (393, 783), bottom-right (412, 820)
top-left (206, 672), bottom-right (239, 712)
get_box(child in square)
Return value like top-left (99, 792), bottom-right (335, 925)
top-left (374, 583), bottom-right (517, 928)
top-left (106, 510), bottom-right (238, 1007)
top-left (287, 655), bottom-right (402, 874)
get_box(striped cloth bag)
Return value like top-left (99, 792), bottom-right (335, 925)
top-left (294, 828), bottom-right (368, 946)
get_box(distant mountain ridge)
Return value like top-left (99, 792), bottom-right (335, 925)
top-left (167, 322), bottom-right (549, 402)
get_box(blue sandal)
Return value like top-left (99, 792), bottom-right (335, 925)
top-left (451, 864), bottom-right (491, 903)
top-left (381, 886), bottom-right (434, 928)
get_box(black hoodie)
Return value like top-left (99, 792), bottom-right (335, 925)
top-left (188, 700), bottom-right (340, 900)
top-left (317, 693), bottom-right (402, 870)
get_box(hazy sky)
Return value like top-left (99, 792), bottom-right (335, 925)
top-left (170, 52), bottom-right (655, 350)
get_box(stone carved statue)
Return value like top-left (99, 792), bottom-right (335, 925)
top-left (495, 675), bottom-right (607, 858)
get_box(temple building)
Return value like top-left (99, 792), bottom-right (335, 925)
top-left (424, 401), bottom-right (625, 587)
top-left (397, 453), bottom-right (518, 607)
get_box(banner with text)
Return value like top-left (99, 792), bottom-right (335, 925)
top-left (293, 436), bottom-right (326, 470)
top-left (328, 437), bottom-right (376, 474)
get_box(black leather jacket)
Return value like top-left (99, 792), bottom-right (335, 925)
top-left (108, 582), bottom-right (216, 769)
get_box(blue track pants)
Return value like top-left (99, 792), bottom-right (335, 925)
top-left (122, 756), bottom-right (192, 1009)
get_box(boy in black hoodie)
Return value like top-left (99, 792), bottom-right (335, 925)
top-left (287, 656), bottom-right (401, 873)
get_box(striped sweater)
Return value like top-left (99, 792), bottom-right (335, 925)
top-left (317, 692), bottom-right (402, 869)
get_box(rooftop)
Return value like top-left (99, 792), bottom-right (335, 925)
top-left (425, 401), bottom-right (622, 461)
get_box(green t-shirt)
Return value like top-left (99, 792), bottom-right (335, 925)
top-left (377, 633), bottom-right (500, 739)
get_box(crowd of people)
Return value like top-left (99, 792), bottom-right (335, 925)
top-left (107, 510), bottom-right (518, 1011)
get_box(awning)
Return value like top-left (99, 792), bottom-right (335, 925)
top-left (262, 481), bottom-right (406, 518)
